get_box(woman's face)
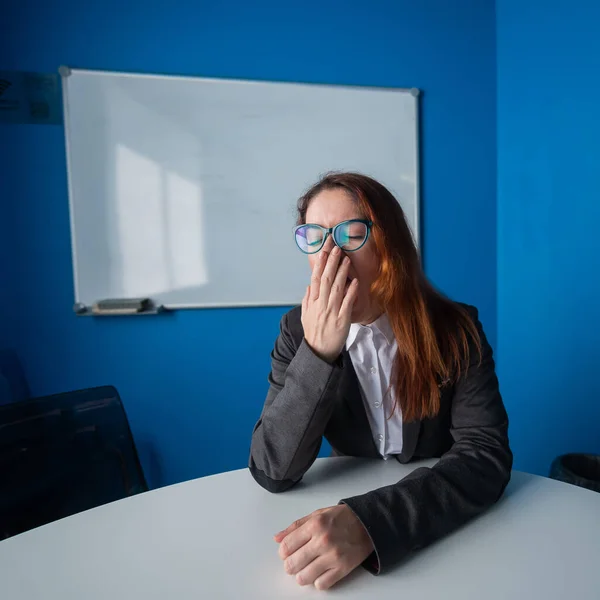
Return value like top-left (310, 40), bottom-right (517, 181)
top-left (304, 188), bottom-right (381, 324)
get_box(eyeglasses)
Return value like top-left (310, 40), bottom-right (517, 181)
top-left (294, 219), bottom-right (373, 254)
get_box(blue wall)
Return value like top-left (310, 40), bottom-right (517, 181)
top-left (1, 3), bottom-right (9, 338)
top-left (497, 0), bottom-right (600, 474)
top-left (0, 130), bottom-right (17, 349)
top-left (1, 4), bottom-right (16, 347)
top-left (2, 0), bottom-right (497, 486)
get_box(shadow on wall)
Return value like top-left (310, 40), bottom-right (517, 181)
top-left (72, 77), bottom-right (209, 308)
top-left (543, 348), bottom-right (599, 460)
top-left (136, 438), bottom-right (165, 489)
top-left (506, 318), bottom-right (599, 476)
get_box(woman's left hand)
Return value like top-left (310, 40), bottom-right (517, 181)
top-left (274, 504), bottom-right (374, 590)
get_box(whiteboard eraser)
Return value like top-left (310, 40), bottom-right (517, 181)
top-left (73, 302), bottom-right (87, 314)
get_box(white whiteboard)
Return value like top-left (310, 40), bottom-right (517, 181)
top-left (62, 68), bottom-right (420, 309)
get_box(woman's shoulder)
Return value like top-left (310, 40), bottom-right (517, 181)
top-left (429, 297), bottom-right (487, 351)
top-left (431, 295), bottom-right (480, 324)
top-left (456, 302), bottom-right (479, 321)
top-left (279, 305), bottom-right (304, 344)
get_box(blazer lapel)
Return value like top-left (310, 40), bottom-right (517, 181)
top-left (339, 350), bottom-right (368, 421)
top-left (338, 349), bottom-right (421, 463)
top-left (397, 418), bottom-right (421, 463)
top-left (339, 350), bottom-right (380, 457)
top-left (339, 350), bottom-right (422, 461)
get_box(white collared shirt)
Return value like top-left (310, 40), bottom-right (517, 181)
top-left (346, 314), bottom-right (403, 458)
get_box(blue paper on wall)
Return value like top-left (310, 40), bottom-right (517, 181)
top-left (0, 71), bottom-right (62, 125)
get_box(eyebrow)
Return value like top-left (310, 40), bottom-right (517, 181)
top-left (304, 218), bottom-right (365, 227)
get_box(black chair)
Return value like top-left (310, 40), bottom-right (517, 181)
top-left (550, 453), bottom-right (600, 493)
top-left (0, 385), bottom-right (148, 539)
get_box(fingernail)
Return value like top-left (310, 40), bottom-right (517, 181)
top-left (344, 256), bottom-right (350, 264)
top-left (333, 247), bottom-right (340, 255)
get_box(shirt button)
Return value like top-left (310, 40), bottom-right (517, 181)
top-left (370, 366), bottom-right (377, 374)
top-left (374, 402), bottom-right (381, 408)
top-left (378, 434), bottom-right (384, 442)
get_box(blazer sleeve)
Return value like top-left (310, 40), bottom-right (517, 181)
top-left (249, 311), bottom-right (345, 493)
top-left (341, 309), bottom-right (513, 574)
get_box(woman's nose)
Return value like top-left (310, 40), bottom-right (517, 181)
top-left (322, 236), bottom-right (335, 252)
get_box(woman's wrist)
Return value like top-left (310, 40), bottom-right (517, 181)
top-left (303, 338), bottom-right (339, 365)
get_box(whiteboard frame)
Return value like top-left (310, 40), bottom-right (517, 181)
top-left (60, 66), bottom-right (421, 310)
top-left (61, 66), bottom-right (82, 305)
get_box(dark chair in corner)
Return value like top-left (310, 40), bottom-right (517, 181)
top-left (0, 385), bottom-right (148, 540)
top-left (0, 349), bottom-right (31, 406)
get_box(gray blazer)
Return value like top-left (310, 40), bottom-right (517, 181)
top-left (249, 304), bottom-right (512, 574)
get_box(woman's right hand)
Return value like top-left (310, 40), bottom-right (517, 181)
top-left (301, 241), bottom-right (359, 364)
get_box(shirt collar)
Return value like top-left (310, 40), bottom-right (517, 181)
top-left (346, 323), bottom-right (361, 351)
top-left (345, 313), bottom-right (395, 350)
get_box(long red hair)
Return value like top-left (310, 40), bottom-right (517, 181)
top-left (297, 172), bottom-right (481, 422)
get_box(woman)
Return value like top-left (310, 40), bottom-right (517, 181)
top-left (249, 172), bottom-right (512, 590)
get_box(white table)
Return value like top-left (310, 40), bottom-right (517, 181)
top-left (1, 458), bottom-right (599, 599)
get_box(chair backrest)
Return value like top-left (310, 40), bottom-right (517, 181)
top-left (0, 349), bottom-right (30, 406)
top-left (0, 385), bottom-right (148, 539)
